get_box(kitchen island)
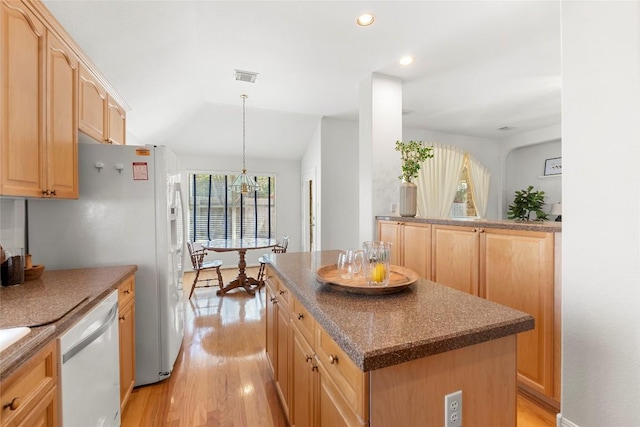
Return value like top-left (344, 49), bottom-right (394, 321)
top-left (265, 250), bottom-right (534, 426)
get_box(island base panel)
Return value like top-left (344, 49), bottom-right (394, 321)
top-left (370, 335), bottom-right (517, 426)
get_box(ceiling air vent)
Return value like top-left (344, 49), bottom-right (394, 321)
top-left (235, 69), bottom-right (258, 83)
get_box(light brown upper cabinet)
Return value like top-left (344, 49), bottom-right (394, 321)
top-left (377, 220), bottom-right (431, 279)
top-left (0, 0), bottom-right (78, 198)
top-left (78, 64), bottom-right (107, 142)
top-left (107, 96), bottom-right (126, 145)
top-left (79, 65), bottom-right (126, 145)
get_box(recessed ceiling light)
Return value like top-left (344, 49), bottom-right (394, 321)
top-left (399, 56), bottom-right (414, 66)
top-left (356, 13), bottom-right (375, 26)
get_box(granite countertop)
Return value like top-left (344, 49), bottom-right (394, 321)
top-left (0, 265), bottom-right (137, 381)
top-left (268, 251), bottom-right (534, 372)
top-left (376, 215), bottom-right (562, 232)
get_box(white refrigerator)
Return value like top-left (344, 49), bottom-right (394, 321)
top-left (29, 143), bottom-right (186, 386)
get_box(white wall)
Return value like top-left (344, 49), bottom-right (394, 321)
top-left (301, 122), bottom-right (322, 250)
top-left (500, 124), bottom-right (562, 217)
top-left (505, 140), bottom-right (562, 218)
top-left (179, 153), bottom-right (301, 267)
top-left (0, 199), bottom-right (26, 252)
top-left (320, 117), bottom-right (360, 250)
top-left (561, 2), bottom-right (640, 426)
top-left (403, 128), bottom-right (502, 219)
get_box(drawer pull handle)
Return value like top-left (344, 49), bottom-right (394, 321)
top-left (50, 190), bottom-right (56, 196)
top-left (311, 364), bottom-right (318, 372)
top-left (305, 355), bottom-right (313, 363)
top-left (119, 315), bottom-right (126, 321)
top-left (3, 397), bottom-right (20, 411)
top-left (270, 297), bottom-right (277, 303)
top-left (279, 290), bottom-right (286, 295)
top-left (124, 289), bottom-right (131, 294)
top-left (478, 228), bottom-right (485, 233)
top-left (297, 313), bottom-right (304, 320)
top-left (329, 354), bottom-right (338, 364)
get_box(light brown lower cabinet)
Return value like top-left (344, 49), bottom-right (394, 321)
top-left (269, 266), bottom-right (520, 426)
top-left (117, 275), bottom-right (136, 412)
top-left (377, 220), bottom-right (431, 279)
top-left (422, 222), bottom-right (559, 404)
top-left (288, 300), bottom-right (369, 427)
top-left (0, 340), bottom-right (58, 427)
top-left (265, 271), bottom-right (291, 419)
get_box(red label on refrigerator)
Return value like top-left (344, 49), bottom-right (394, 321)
top-left (133, 162), bottom-right (148, 180)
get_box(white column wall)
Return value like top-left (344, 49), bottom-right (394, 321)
top-left (320, 118), bottom-right (360, 250)
top-left (359, 74), bottom-right (403, 243)
top-left (561, 2), bottom-right (640, 426)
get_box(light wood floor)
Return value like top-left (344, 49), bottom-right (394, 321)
top-left (122, 268), bottom-right (557, 427)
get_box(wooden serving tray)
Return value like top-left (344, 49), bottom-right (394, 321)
top-left (316, 264), bottom-right (419, 295)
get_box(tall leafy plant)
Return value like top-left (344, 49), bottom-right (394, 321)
top-left (507, 185), bottom-right (549, 221)
top-left (395, 140), bottom-right (434, 183)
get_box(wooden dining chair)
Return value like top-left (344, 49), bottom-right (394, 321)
top-left (187, 241), bottom-right (224, 299)
top-left (257, 235), bottom-right (289, 287)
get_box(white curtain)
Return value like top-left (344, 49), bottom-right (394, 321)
top-left (416, 143), bottom-right (465, 218)
top-left (467, 154), bottom-right (491, 218)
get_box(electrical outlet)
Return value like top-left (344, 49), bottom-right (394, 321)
top-left (444, 390), bottom-right (462, 427)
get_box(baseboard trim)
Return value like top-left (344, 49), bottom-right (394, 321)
top-left (557, 413), bottom-right (581, 427)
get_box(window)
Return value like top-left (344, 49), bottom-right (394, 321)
top-left (188, 173), bottom-right (275, 242)
top-left (450, 161), bottom-right (477, 218)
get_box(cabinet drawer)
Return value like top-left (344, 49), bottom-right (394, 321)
top-left (292, 297), bottom-right (315, 346)
top-left (315, 326), bottom-right (369, 423)
top-left (266, 268), bottom-right (291, 311)
top-left (117, 275), bottom-right (135, 308)
top-left (0, 341), bottom-right (57, 426)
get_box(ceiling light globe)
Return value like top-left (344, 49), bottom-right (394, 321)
top-left (356, 13), bottom-right (375, 26)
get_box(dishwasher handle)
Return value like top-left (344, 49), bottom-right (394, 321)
top-left (62, 301), bottom-right (118, 364)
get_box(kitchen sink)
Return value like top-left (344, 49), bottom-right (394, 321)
top-left (0, 327), bottom-right (31, 353)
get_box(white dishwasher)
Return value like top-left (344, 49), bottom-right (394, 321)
top-left (59, 290), bottom-right (120, 427)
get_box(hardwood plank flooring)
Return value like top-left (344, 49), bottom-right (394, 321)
top-left (122, 268), bottom-right (557, 427)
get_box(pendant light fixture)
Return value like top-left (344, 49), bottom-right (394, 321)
top-left (228, 94), bottom-right (258, 195)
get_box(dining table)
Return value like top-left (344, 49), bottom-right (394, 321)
top-left (203, 238), bottom-right (277, 296)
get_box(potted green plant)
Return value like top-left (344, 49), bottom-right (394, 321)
top-left (395, 140), bottom-right (434, 217)
top-left (507, 185), bottom-right (549, 221)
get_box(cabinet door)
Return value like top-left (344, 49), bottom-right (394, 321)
top-left (78, 64), bottom-right (107, 142)
top-left (291, 325), bottom-right (315, 427)
top-left (0, 1), bottom-right (46, 197)
top-left (431, 225), bottom-right (480, 295)
top-left (276, 301), bottom-right (290, 418)
top-left (107, 96), bottom-right (126, 145)
top-left (377, 221), bottom-right (400, 265)
top-left (402, 223), bottom-right (431, 279)
top-left (119, 301), bottom-right (135, 412)
top-left (480, 229), bottom-right (554, 397)
top-left (46, 31), bottom-right (78, 198)
top-left (265, 284), bottom-right (277, 376)
top-left (316, 361), bottom-right (364, 427)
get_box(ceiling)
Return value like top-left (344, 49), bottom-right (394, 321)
top-left (43, 1), bottom-right (561, 160)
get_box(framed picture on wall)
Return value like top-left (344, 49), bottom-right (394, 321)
top-left (544, 157), bottom-right (562, 176)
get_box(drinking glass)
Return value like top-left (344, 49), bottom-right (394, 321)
top-left (337, 250), bottom-right (364, 280)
